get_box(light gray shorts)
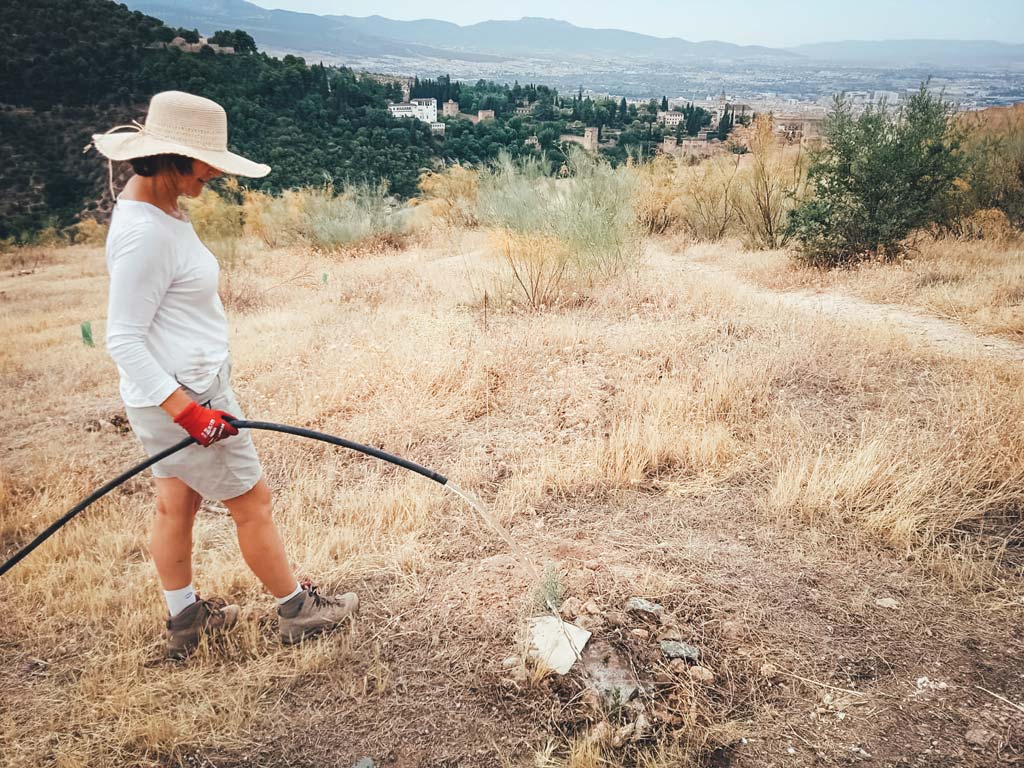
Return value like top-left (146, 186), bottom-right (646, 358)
top-left (125, 361), bottom-right (263, 501)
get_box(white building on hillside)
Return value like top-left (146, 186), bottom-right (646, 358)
top-left (387, 98), bottom-right (438, 123)
top-left (657, 111), bottom-right (685, 128)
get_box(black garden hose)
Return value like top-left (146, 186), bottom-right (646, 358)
top-left (0, 420), bottom-right (447, 577)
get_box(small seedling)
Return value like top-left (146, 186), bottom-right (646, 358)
top-left (533, 563), bottom-right (564, 613)
top-left (80, 321), bottom-right (94, 347)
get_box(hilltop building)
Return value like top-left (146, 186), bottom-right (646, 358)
top-left (657, 111), bottom-right (685, 128)
top-left (150, 35), bottom-right (235, 54)
top-left (442, 99), bottom-right (460, 117)
top-left (477, 109), bottom-right (495, 122)
top-left (775, 115), bottom-right (825, 144)
top-left (559, 127), bottom-right (607, 152)
top-left (387, 98), bottom-right (438, 123)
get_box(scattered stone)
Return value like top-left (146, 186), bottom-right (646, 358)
top-left (760, 662), bottom-right (779, 679)
top-left (352, 759), bottom-right (375, 768)
top-left (560, 596), bottom-right (583, 620)
top-left (581, 638), bottom-right (640, 704)
top-left (874, 597), bottom-right (900, 609)
top-left (582, 599), bottom-right (601, 615)
top-left (668, 658), bottom-right (690, 674)
top-left (965, 728), bottom-right (992, 748)
top-left (632, 712), bottom-right (652, 741)
top-left (630, 628), bottom-right (650, 640)
top-left (612, 721), bottom-right (635, 748)
top-left (527, 615), bottom-right (591, 675)
top-left (656, 624), bottom-right (683, 642)
top-left (605, 611), bottom-right (628, 628)
top-left (575, 614), bottom-right (603, 634)
top-left (720, 619), bottom-right (743, 640)
top-left (915, 676), bottom-right (948, 692)
top-left (580, 688), bottom-right (603, 713)
top-left (500, 654), bottom-right (528, 685)
top-left (625, 597), bottom-right (664, 623)
top-left (660, 640), bottom-right (700, 662)
top-left (689, 666), bottom-right (716, 684)
top-left (651, 703), bottom-right (684, 726)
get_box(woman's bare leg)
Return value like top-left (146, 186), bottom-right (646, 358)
top-left (151, 477), bottom-right (202, 590)
top-left (223, 477), bottom-right (297, 598)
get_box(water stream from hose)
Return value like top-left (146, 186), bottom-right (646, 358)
top-left (444, 482), bottom-right (582, 665)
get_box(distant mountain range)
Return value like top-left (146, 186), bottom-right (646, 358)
top-left (128, 0), bottom-right (1024, 70)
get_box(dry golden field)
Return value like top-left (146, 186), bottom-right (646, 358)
top-left (1, 224), bottom-right (1023, 767)
top-left (692, 235), bottom-right (1024, 342)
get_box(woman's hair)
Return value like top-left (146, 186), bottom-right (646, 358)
top-left (129, 154), bottom-right (194, 177)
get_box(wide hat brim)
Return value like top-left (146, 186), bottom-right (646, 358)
top-left (92, 130), bottom-right (270, 178)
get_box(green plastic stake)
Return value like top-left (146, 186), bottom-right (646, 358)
top-left (322, 272), bottom-right (328, 285)
top-left (81, 321), bottom-right (94, 347)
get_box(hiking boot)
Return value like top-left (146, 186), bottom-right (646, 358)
top-left (278, 582), bottom-right (359, 645)
top-left (165, 597), bottom-right (239, 659)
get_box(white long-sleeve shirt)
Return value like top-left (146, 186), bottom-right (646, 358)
top-left (105, 199), bottom-right (229, 408)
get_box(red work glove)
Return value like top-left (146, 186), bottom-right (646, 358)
top-left (173, 401), bottom-right (239, 446)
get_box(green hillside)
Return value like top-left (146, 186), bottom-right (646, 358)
top-left (0, 0), bottom-right (438, 237)
top-left (0, 0), bottom-right (693, 239)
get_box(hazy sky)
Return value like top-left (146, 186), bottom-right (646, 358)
top-left (247, 0), bottom-right (1024, 47)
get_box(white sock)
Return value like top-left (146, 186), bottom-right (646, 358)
top-left (277, 582), bottom-right (303, 604)
top-left (164, 584), bottom-right (197, 617)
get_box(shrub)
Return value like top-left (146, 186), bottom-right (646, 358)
top-left (66, 218), bottom-right (108, 246)
top-left (734, 115), bottom-right (808, 249)
top-left (242, 183), bottom-right (411, 252)
top-left (787, 85), bottom-right (965, 266)
top-left (419, 165), bottom-right (479, 228)
top-left (633, 156), bottom-right (683, 235)
top-left (558, 148), bottom-right (642, 281)
top-left (492, 230), bottom-right (572, 310)
top-left (183, 182), bottom-right (246, 268)
top-left (676, 154), bottom-right (743, 241)
top-left (476, 149), bottom-right (641, 308)
top-left (959, 105), bottom-right (1024, 228)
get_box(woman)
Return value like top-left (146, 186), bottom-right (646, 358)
top-left (94, 91), bottom-right (356, 659)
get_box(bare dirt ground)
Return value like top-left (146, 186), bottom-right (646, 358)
top-left (1, 235), bottom-right (1022, 767)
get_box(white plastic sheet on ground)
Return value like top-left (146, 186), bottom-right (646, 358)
top-left (527, 616), bottom-right (591, 674)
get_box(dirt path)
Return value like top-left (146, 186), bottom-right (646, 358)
top-left (648, 242), bottom-right (1024, 363)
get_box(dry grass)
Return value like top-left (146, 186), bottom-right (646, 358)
top-left (475, 150), bottom-right (642, 308)
top-left (632, 131), bottom-right (807, 248)
top-left (693, 235), bottom-right (1024, 340)
top-left (418, 165), bottom-right (479, 229)
top-left (1, 230), bottom-right (1022, 765)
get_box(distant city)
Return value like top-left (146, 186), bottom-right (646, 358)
top-left (132, 1), bottom-right (1024, 113)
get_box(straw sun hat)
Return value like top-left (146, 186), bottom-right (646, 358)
top-left (92, 91), bottom-right (270, 178)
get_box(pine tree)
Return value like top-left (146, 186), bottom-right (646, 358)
top-left (717, 108), bottom-right (733, 141)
